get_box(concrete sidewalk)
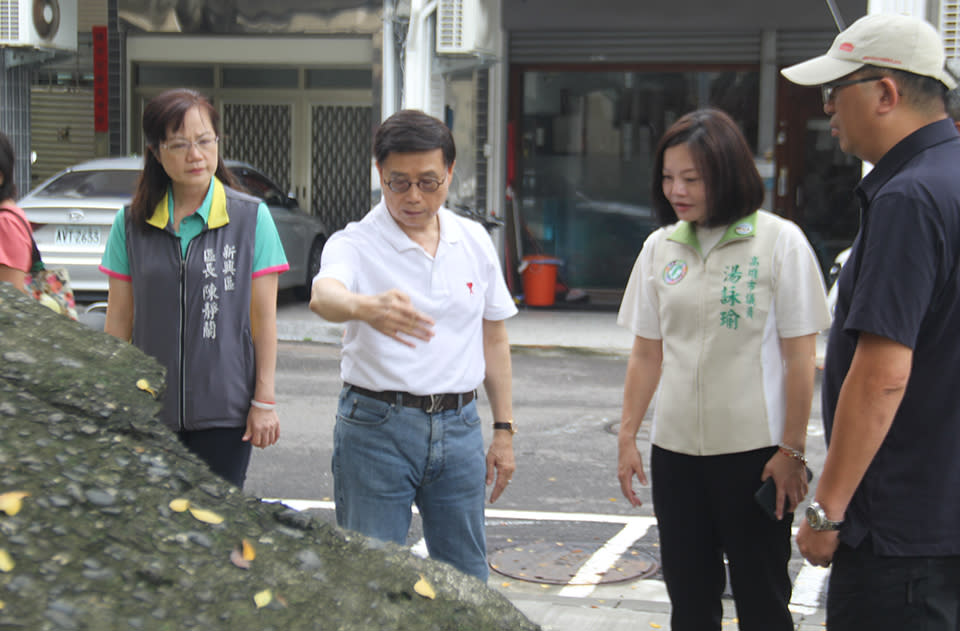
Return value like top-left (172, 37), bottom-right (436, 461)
top-left (277, 299), bottom-right (829, 629)
top-left (277, 300), bottom-right (827, 363)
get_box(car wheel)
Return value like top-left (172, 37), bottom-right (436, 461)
top-left (295, 236), bottom-right (326, 301)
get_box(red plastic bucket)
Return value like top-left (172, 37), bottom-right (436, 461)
top-left (521, 255), bottom-right (561, 307)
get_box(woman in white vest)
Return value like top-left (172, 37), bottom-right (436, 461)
top-left (616, 108), bottom-right (830, 630)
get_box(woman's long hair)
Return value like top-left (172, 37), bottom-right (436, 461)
top-left (130, 89), bottom-right (237, 228)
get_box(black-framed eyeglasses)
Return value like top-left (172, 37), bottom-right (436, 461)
top-left (821, 77), bottom-right (884, 104)
top-left (384, 176), bottom-right (446, 194)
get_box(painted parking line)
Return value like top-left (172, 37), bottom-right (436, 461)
top-left (557, 518), bottom-right (656, 598)
top-left (789, 560), bottom-right (831, 616)
top-left (262, 499), bottom-right (828, 610)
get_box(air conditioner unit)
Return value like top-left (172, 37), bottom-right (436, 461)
top-left (436, 0), bottom-right (496, 56)
top-left (0, 0), bottom-right (77, 52)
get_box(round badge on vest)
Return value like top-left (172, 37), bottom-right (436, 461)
top-left (663, 259), bottom-right (688, 285)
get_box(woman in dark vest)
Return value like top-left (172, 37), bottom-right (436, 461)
top-left (100, 89), bottom-right (289, 487)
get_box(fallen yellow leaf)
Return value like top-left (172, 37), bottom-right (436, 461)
top-left (254, 589), bottom-right (272, 608)
top-left (242, 538), bottom-right (256, 561)
top-left (136, 378), bottom-right (158, 398)
top-left (168, 498), bottom-right (190, 512)
top-left (188, 507), bottom-right (224, 525)
top-left (230, 547), bottom-right (251, 570)
top-left (0, 599), bottom-right (4, 609)
top-left (650, 624), bottom-right (661, 629)
top-left (0, 549), bottom-right (13, 572)
top-left (0, 491), bottom-right (29, 516)
top-left (414, 575), bottom-right (436, 600)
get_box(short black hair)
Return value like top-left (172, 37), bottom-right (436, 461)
top-left (945, 88), bottom-right (960, 122)
top-left (373, 110), bottom-right (456, 167)
top-left (651, 108), bottom-right (763, 227)
top-left (0, 131), bottom-right (17, 201)
top-left (860, 65), bottom-right (947, 114)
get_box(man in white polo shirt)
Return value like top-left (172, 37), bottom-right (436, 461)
top-left (309, 109), bottom-right (517, 580)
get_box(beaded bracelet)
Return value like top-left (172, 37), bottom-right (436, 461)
top-left (250, 399), bottom-right (277, 411)
top-left (778, 443), bottom-right (807, 466)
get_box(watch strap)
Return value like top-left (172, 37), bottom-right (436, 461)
top-left (493, 421), bottom-right (516, 434)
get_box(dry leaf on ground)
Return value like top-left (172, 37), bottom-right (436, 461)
top-left (0, 549), bottom-right (14, 572)
top-left (414, 575), bottom-right (436, 600)
top-left (0, 491), bottom-right (29, 516)
top-left (188, 507), bottom-right (224, 525)
top-left (254, 589), bottom-right (273, 608)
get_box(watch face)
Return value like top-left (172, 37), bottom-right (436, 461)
top-left (805, 505), bottom-right (821, 528)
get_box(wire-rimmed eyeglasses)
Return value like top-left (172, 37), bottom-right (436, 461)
top-left (821, 77), bottom-right (884, 104)
top-left (160, 136), bottom-right (220, 155)
top-left (384, 176), bottom-right (446, 194)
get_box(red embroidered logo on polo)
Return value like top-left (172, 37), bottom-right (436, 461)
top-left (466, 282), bottom-right (474, 295)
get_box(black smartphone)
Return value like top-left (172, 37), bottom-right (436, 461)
top-left (754, 465), bottom-right (814, 520)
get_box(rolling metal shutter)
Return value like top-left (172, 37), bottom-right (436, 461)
top-left (509, 29), bottom-right (839, 65)
top-left (509, 31), bottom-right (762, 64)
top-left (29, 88), bottom-right (96, 186)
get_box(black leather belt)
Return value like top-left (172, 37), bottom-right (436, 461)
top-left (346, 384), bottom-right (475, 413)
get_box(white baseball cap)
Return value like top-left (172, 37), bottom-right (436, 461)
top-left (781, 13), bottom-right (957, 90)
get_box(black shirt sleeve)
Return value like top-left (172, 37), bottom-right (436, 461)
top-left (842, 191), bottom-right (944, 350)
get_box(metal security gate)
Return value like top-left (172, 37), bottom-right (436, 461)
top-left (222, 103), bottom-right (293, 193)
top-left (311, 104), bottom-right (371, 230)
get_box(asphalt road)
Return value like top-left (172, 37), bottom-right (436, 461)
top-left (245, 343), bottom-right (656, 514)
top-left (244, 340), bottom-right (830, 601)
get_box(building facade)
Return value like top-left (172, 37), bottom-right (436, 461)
top-left (12, 0), bottom-right (960, 302)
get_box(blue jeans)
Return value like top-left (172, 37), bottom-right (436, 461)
top-left (332, 386), bottom-right (488, 580)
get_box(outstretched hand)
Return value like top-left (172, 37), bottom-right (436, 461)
top-left (365, 289), bottom-right (435, 347)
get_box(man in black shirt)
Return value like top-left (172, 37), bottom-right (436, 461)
top-left (782, 13), bottom-right (960, 631)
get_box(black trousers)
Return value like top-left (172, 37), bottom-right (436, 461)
top-left (828, 538), bottom-right (960, 631)
top-left (651, 444), bottom-right (794, 631)
top-left (178, 426), bottom-right (252, 488)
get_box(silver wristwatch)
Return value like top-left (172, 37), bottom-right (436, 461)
top-left (805, 501), bottom-right (843, 531)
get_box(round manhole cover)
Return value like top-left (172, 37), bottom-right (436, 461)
top-left (489, 541), bottom-right (658, 585)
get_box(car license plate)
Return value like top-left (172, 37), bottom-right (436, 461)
top-left (55, 226), bottom-right (101, 247)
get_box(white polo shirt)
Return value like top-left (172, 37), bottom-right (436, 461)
top-left (316, 201), bottom-right (518, 395)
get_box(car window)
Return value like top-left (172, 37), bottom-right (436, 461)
top-left (35, 170), bottom-right (140, 199)
top-left (231, 168), bottom-right (289, 209)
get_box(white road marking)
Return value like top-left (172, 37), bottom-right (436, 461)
top-left (557, 518), bottom-right (655, 598)
top-left (262, 498), bottom-right (828, 610)
top-left (789, 560), bottom-right (831, 615)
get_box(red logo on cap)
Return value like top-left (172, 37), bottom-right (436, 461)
top-left (839, 42), bottom-right (855, 52)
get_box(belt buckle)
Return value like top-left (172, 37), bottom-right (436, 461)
top-left (425, 393), bottom-right (443, 414)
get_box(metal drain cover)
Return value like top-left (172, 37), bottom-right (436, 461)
top-left (489, 541), bottom-right (658, 585)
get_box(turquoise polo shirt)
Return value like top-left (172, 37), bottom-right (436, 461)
top-left (100, 177), bottom-right (288, 280)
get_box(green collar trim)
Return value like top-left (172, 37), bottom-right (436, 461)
top-left (666, 211), bottom-right (759, 253)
